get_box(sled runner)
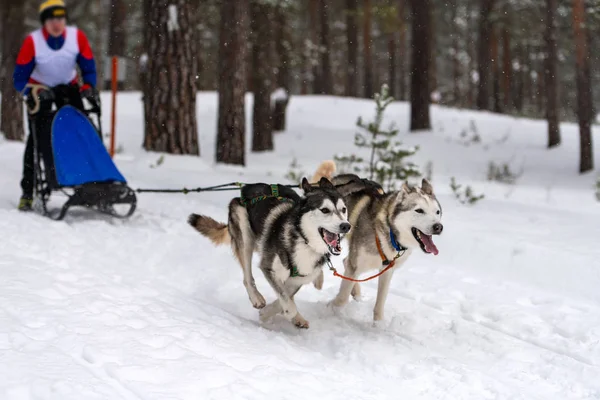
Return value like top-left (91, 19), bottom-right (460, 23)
top-left (27, 87), bottom-right (136, 221)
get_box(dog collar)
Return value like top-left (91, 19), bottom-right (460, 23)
top-left (375, 231), bottom-right (405, 266)
top-left (389, 229), bottom-right (405, 252)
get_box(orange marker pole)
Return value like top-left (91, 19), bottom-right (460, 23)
top-left (110, 56), bottom-right (118, 158)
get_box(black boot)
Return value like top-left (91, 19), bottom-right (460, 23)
top-left (18, 195), bottom-right (33, 211)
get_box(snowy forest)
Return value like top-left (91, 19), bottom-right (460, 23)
top-left (0, 0), bottom-right (598, 172)
top-left (2, 1), bottom-right (600, 398)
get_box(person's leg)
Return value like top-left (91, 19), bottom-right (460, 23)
top-left (66, 84), bottom-right (85, 111)
top-left (35, 110), bottom-right (58, 190)
top-left (28, 95), bottom-right (58, 192)
top-left (18, 125), bottom-right (35, 210)
top-left (20, 130), bottom-right (34, 199)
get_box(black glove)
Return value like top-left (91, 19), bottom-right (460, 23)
top-left (81, 86), bottom-right (100, 108)
top-left (26, 88), bottom-right (54, 113)
top-left (36, 89), bottom-right (54, 103)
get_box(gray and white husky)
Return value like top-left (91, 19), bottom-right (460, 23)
top-left (328, 172), bottom-right (443, 322)
top-left (188, 177), bottom-right (350, 328)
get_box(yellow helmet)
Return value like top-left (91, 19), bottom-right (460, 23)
top-left (39, 0), bottom-right (67, 23)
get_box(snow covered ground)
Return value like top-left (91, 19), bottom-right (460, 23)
top-left (1, 92), bottom-right (600, 399)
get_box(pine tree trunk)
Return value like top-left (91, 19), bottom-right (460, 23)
top-left (106, 0), bottom-right (127, 90)
top-left (502, 28), bottom-right (512, 110)
top-left (319, 0), bottom-right (332, 94)
top-left (544, 0), bottom-right (560, 148)
top-left (309, 0), bottom-right (321, 94)
top-left (466, 0), bottom-right (475, 108)
top-left (251, 0), bottom-right (275, 152)
top-left (451, 0), bottom-right (460, 105)
top-left (144, 0), bottom-right (199, 155)
top-left (491, 28), bottom-right (502, 113)
top-left (387, 31), bottom-right (396, 98)
top-left (300, 41), bottom-right (308, 95)
top-left (246, 51), bottom-right (253, 93)
top-left (345, 0), bottom-right (359, 97)
top-left (363, 0), bottom-right (374, 98)
top-left (0, 0), bottom-right (25, 141)
top-left (217, 0), bottom-right (248, 165)
top-left (385, 0), bottom-right (397, 97)
top-left (476, 0), bottom-right (495, 110)
top-left (193, 3), bottom-right (204, 91)
top-left (429, 3), bottom-right (437, 98)
top-left (108, 0), bottom-right (127, 56)
top-left (92, 2), bottom-right (106, 86)
top-left (409, 0), bottom-right (431, 131)
top-left (398, 0), bottom-right (407, 101)
top-left (573, 0), bottom-right (593, 173)
top-left (514, 45), bottom-right (524, 112)
top-left (140, 0), bottom-right (152, 147)
top-left (523, 45), bottom-right (532, 110)
top-left (537, 64), bottom-right (545, 115)
top-left (273, 4), bottom-right (291, 132)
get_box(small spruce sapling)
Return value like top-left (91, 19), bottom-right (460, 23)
top-left (450, 177), bottom-right (484, 205)
top-left (334, 84), bottom-right (420, 191)
top-left (332, 153), bottom-right (364, 174)
top-left (150, 154), bottom-right (165, 169)
top-left (487, 161), bottom-right (523, 184)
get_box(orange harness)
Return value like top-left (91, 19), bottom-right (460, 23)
top-left (327, 233), bottom-right (404, 282)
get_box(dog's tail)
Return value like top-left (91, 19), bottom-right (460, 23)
top-left (311, 160), bottom-right (337, 183)
top-left (187, 214), bottom-right (231, 246)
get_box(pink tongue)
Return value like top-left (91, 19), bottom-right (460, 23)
top-left (420, 234), bottom-right (439, 255)
top-left (325, 231), bottom-right (338, 246)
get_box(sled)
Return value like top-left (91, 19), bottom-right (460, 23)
top-left (28, 97), bottom-right (136, 221)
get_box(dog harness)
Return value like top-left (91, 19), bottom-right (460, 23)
top-left (325, 229), bottom-right (406, 282)
top-left (239, 184), bottom-right (296, 207)
top-left (386, 229), bottom-right (405, 263)
top-left (376, 230), bottom-right (405, 266)
top-left (290, 265), bottom-right (303, 278)
top-left (239, 183), bottom-right (303, 277)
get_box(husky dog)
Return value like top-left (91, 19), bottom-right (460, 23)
top-left (328, 172), bottom-right (443, 322)
top-left (188, 177), bottom-right (350, 328)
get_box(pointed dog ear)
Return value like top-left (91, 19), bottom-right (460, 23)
top-left (318, 177), bottom-right (335, 190)
top-left (301, 177), bottom-right (313, 193)
top-left (401, 181), bottom-right (411, 194)
top-left (421, 178), bottom-right (434, 195)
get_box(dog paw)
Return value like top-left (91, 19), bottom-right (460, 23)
top-left (250, 293), bottom-right (266, 309)
top-left (372, 319), bottom-right (386, 329)
top-left (247, 286), bottom-right (266, 309)
top-left (252, 299), bottom-right (266, 309)
top-left (373, 311), bottom-right (384, 322)
top-left (329, 297), bottom-right (349, 308)
top-left (292, 315), bottom-right (310, 329)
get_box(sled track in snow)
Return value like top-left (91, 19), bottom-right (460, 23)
top-left (388, 286), bottom-right (600, 368)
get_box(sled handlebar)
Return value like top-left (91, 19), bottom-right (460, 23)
top-left (22, 83), bottom-right (101, 115)
top-left (83, 106), bottom-right (101, 116)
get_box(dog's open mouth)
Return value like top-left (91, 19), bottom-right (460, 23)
top-left (319, 228), bottom-right (343, 255)
top-left (412, 228), bottom-right (439, 255)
